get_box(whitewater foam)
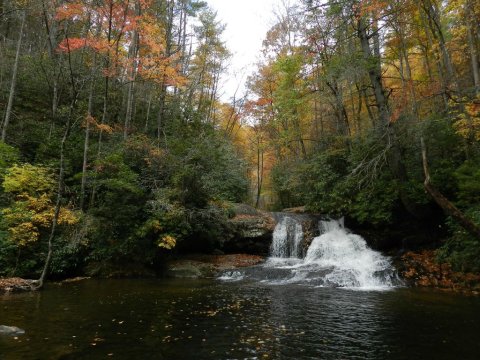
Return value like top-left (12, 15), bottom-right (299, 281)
top-left (219, 217), bottom-right (400, 290)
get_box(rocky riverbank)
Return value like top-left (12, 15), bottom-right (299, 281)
top-left (0, 278), bottom-right (37, 293)
top-left (398, 250), bottom-right (480, 294)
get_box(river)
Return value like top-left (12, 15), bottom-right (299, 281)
top-left (1, 278), bottom-right (479, 359)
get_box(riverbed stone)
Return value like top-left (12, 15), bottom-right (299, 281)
top-left (0, 325), bottom-right (25, 336)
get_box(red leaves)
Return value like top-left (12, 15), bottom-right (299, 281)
top-left (57, 37), bottom-right (110, 53)
top-left (57, 38), bottom-right (87, 52)
top-left (256, 97), bottom-right (273, 106)
top-left (54, 0), bottom-right (183, 87)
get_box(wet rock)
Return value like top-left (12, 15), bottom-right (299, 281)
top-left (282, 206), bottom-right (307, 214)
top-left (166, 254), bottom-right (264, 279)
top-left (223, 204), bottom-right (275, 255)
top-left (61, 276), bottom-right (91, 283)
top-left (0, 278), bottom-right (37, 293)
top-left (0, 325), bottom-right (25, 336)
top-left (166, 260), bottom-right (217, 278)
top-left (84, 262), bottom-right (156, 278)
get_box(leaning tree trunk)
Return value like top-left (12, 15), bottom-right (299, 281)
top-left (421, 137), bottom-right (480, 240)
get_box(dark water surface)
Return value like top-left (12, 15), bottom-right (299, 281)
top-left (1, 279), bottom-right (479, 359)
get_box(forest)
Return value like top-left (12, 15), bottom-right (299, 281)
top-left (0, 0), bottom-right (479, 285)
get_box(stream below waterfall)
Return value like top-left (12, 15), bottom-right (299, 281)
top-left (1, 217), bottom-right (479, 359)
top-left (1, 279), bottom-right (480, 359)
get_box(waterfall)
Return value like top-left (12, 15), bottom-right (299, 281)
top-left (220, 216), bottom-right (400, 290)
top-left (270, 216), bottom-right (304, 258)
top-left (302, 219), bottom-right (396, 288)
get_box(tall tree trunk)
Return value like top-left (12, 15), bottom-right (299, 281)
top-left (144, 89), bottom-right (153, 132)
top-left (1, 9), bottom-right (25, 142)
top-left (80, 54), bottom-right (97, 210)
top-left (466, 9), bottom-right (480, 94)
top-left (36, 98), bottom-right (76, 289)
top-left (123, 1), bottom-right (140, 139)
top-left (157, 0), bottom-right (174, 143)
top-left (37, 24), bottom-right (80, 288)
top-left (358, 16), bottom-right (426, 218)
top-left (97, 0), bottom-right (114, 155)
top-left (255, 140), bottom-right (264, 209)
top-left (357, 18), bottom-right (389, 126)
top-left (418, 5), bottom-right (449, 108)
top-left (421, 0), bottom-right (457, 90)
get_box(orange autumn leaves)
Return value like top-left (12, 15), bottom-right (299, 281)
top-left (55, 0), bottom-right (185, 86)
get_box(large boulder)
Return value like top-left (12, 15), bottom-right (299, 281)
top-left (223, 204), bottom-right (275, 255)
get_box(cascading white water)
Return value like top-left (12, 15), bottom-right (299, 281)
top-left (220, 216), bottom-right (400, 290)
top-left (270, 216), bottom-right (304, 258)
top-left (302, 219), bottom-right (396, 288)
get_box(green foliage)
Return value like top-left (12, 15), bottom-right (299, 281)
top-left (348, 177), bottom-right (399, 225)
top-left (85, 153), bottom-right (147, 263)
top-left (272, 138), bottom-right (401, 225)
top-left (139, 132), bottom-right (243, 252)
top-left (0, 162), bottom-right (79, 276)
top-left (167, 127), bottom-right (248, 206)
top-left (270, 161), bottom-right (305, 209)
top-left (437, 206), bottom-right (480, 273)
top-left (0, 142), bottom-right (19, 175)
top-left (454, 159), bottom-right (480, 207)
top-left (0, 4), bottom-right (250, 279)
top-left (435, 159), bottom-right (480, 273)
top-left (3, 164), bottom-right (55, 196)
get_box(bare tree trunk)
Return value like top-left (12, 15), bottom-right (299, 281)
top-left (144, 90), bottom-right (152, 133)
top-left (358, 16), bottom-right (426, 218)
top-left (418, 5), bottom-right (449, 108)
top-left (157, 0), bottom-right (174, 143)
top-left (123, 1), bottom-right (140, 139)
top-left (1, 9), bottom-right (25, 142)
top-left (420, 0), bottom-right (457, 90)
top-left (357, 18), bottom-right (390, 125)
top-left (96, 1), bottom-right (114, 156)
top-left (80, 54), bottom-right (97, 210)
top-left (466, 11), bottom-right (480, 94)
top-left (37, 25), bottom-right (79, 288)
top-left (36, 98), bottom-right (76, 289)
top-left (421, 137), bottom-right (480, 239)
top-left (255, 140), bottom-right (264, 209)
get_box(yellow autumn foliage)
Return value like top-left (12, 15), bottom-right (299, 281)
top-left (157, 234), bottom-right (176, 250)
top-left (1, 164), bottom-right (79, 246)
top-left (452, 97), bottom-right (480, 141)
top-left (2, 164), bottom-right (55, 195)
top-left (2, 194), bottom-right (79, 246)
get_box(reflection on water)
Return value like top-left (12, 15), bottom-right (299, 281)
top-left (1, 279), bottom-right (479, 359)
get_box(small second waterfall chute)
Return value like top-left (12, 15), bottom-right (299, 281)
top-left (270, 216), bottom-right (304, 258)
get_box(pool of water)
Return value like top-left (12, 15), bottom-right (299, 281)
top-left (1, 279), bottom-right (479, 359)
